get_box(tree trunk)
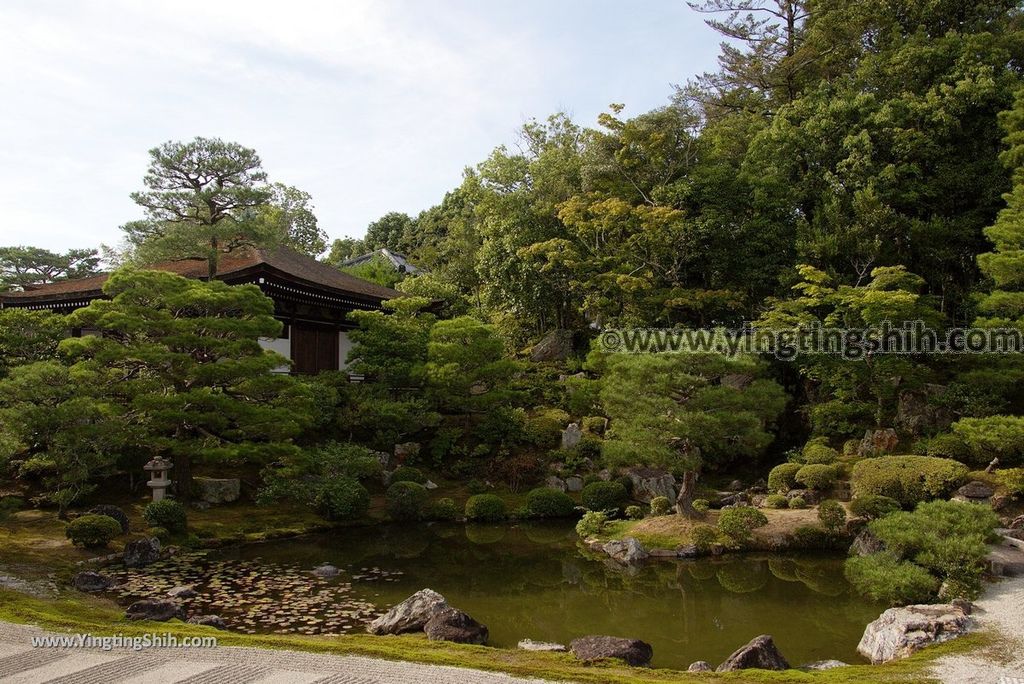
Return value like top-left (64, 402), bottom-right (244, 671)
top-left (675, 470), bottom-right (699, 517)
top-left (174, 453), bottom-right (192, 504)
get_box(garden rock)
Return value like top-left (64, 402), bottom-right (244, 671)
top-left (716, 634), bottom-right (790, 671)
top-left (857, 428), bottom-right (900, 457)
top-left (801, 660), bottom-right (848, 670)
top-left (530, 328), bottom-right (574, 362)
top-left (570, 635), bottom-right (653, 666)
top-left (372, 450), bottom-right (390, 470)
top-left (565, 476), bottom-right (584, 492)
top-left (624, 467), bottom-right (676, 503)
top-left (394, 442), bottom-right (420, 462)
top-left (126, 599), bottom-right (181, 622)
top-left (187, 614), bottom-right (227, 629)
top-left (955, 481), bottom-right (994, 501)
top-left (89, 505), bottom-right (129, 533)
top-left (193, 477), bottom-right (240, 504)
top-left (545, 476), bottom-right (567, 492)
top-left (895, 384), bottom-right (952, 435)
top-left (987, 545), bottom-right (1024, 577)
top-left (1010, 515), bottom-right (1024, 530)
top-left (850, 529), bottom-right (885, 556)
top-left (602, 537), bottom-right (648, 564)
top-left (123, 537), bottom-right (161, 568)
top-left (687, 661), bottom-right (712, 671)
top-left (366, 588), bottom-right (448, 635)
top-left (167, 585), bottom-right (196, 598)
top-left (727, 479), bottom-right (744, 491)
top-left (71, 571), bottom-right (114, 592)
top-left (313, 564), bottom-right (339, 578)
top-left (857, 603), bottom-right (972, 664)
top-left (423, 607), bottom-right (488, 645)
top-left (561, 423), bottom-right (582, 450)
top-left (518, 639), bottom-right (566, 652)
top-left (424, 480), bottom-right (438, 490)
top-left (720, 491), bottom-right (749, 507)
top-left (786, 488), bottom-right (819, 505)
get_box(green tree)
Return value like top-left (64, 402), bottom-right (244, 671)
top-left (364, 212), bottom-right (415, 252)
top-left (0, 308), bottom-right (66, 378)
top-left (0, 246), bottom-right (100, 291)
top-left (426, 317), bottom-right (518, 413)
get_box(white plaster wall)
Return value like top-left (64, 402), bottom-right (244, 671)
top-left (338, 330), bottom-right (353, 370)
top-left (259, 336), bottom-right (291, 373)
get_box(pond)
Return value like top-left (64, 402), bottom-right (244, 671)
top-left (109, 521), bottom-right (882, 670)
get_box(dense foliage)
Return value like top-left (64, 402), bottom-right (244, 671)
top-left (850, 456), bottom-right (968, 506)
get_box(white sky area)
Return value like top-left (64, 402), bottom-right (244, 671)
top-left (0, 0), bottom-right (722, 254)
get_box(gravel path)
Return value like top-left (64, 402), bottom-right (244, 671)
top-left (0, 621), bottom-right (556, 684)
top-left (930, 575), bottom-right (1024, 684)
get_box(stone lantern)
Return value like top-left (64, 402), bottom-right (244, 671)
top-left (144, 457), bottom-right (173, 502)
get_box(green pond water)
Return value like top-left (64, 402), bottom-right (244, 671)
top-left (202, 521), bottom-right (882, 669)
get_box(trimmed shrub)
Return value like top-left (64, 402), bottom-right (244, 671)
top-left (314, 478), bottom-right (370, 521)
top-left (801, 439), bottom-right (839, 465)
top-left (625, 505), bottom-right (644, 520)
top-left (924, 433), bottom-right (970, 462)
top-left (66, 514), bottom-right (122, 548)
top-left (147, 526), bottom-right (170, 543)
top-left (386, 481), bottom-right (428, 520)
top-left (844, 553), bottom-right (940, 605)
top-left (89, 505), bottom-right (129, 533)
top-left (318, 442), bottom-right (384, 481)
top-left (581, 481), bottom-right (627, 512)
top-left (143, 499), bottom-right (187, 534)
top-left (650, 496), bottom-right (672, 516)
top-left (996, 468), bottom-right (1024, 495)
top-left (717, 506), bottom-right (768, 544)
top-left (465, 494), bottom-right (507, 522)
top-left (792, 525), bottom-right (847, 551)
top-left (795, 463), bottom-right (838, 490)
top-left (788, 496), bottom-right (807, 509)
top-left (849, 494), bottom-right (901, 519)
top-left (691, 524), bottom-right (719, 551)
top-left (850, 455), bottom-right (968, 506)
top-left (768, 463), bottom-right (802, 493)
top-left (818, 499), bottom-right (847, 532)
top-left (810, 399), bottom-right (874, 439)
top-left (466, 479), bottom-right (489, 495)
top-left (390, 466), bottom-right (427, 484)
top-left (692, 499), bottom-right (710, 514)
top-left (575, 510), bottom-right (608, 538)
top-left (581, 416), bottom-right (607, 435)
top-left (952, 415), bottom-right (1024, 466)
top-left (524, 488), bottom-right (575, 518)
top-left (427, 497), bottom-right (460, 521)
top-left (765, 494), bottom-right (789, 509)
top-left (523, 408), bottom-right (571, 448)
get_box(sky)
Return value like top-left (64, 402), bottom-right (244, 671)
top-left (0, 0), bottom-right (723, 254)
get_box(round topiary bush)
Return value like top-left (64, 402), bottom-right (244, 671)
top-left (692, 498), bottom-right (710, 514)
top-left (390, 466), bottom-right (427, 484)
top-left (386, 481), bottom-right (428, 520)
top-left (717, 506), bottom-right (768, 543)
top-left (765, 493), bottom-right (789, 509)
top-left (427, 497), bottom-right (460, 521)
top-left (89, 505), bottom-right (129, 533)
top-left (801, 439), bottom-right (839, 465)
top-left (691, 524), bottom-right (719, 551)
top-left (849, 494), bottom-right (902, 519)
top-left (465, 494), bottom-right (507, 522)
top-left (768, 462), bottom-right (802, 493)
top-left (581, 481), bottom-right (627, 512)
top-left (850, 455), bottom-right (969, 506)
top-left (524, 488), bottom-right (575, 518)
top-left (788, 496), bottom-right (808, 509)
top-left (625, 505), bottom-right (644, 520)
top-left (649, 496), bottom-right (672, 516)
top-left (817, 499), bottom-right (847, 532)
top-left (147, 526), bottom-right (170, 542)
top-left (795, 463), bottom-right (838, 490)
top-left (575, 510), bottom-right (608, 538)
top-left (314, 478), bottom-right (370, 521)
top-left (143, 499), bottom-right (187, 534)
top-left (66, 514), bottom-right (123, 548)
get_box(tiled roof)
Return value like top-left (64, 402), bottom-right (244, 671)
top-left (342, 248), bottom-right (425, 275)
top-left (0, 246), bottom-right (404, 305)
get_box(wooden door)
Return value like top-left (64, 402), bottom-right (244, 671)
top-left (290, 323), bottom-right (339, 374)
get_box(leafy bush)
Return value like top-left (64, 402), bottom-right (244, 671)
top-left (650, 496), bottom-right (672, 516)
top-left (924, 433), bottom-right (970, 462)
top-left (810, 400), bottom-right (874, 439)
top-left (791, 525), bottom-right (847, 550)
top-left (524, 488), bottom-right (575, 518)
top-left (844, 553), bottom-right (941, 605)
top-left (789, 496), bottom-right (807, 509)
top-left (143, 499), bottom-right (187, 533)
top-left (318, 442), bottom-right (384, 481)
top-left (765, 494), bottom-right (789, 509)
top-left (575, 434), bottom-right (603, 460)
top-left (314, 478), bottom-right (370, 520)
top-left (66, 514), bottom-right (122, 548)
top-left (0, 495), bottom-right (24, 521)
top-left (801, 438), bottom-right (839, 465)
top-left (795, 464), bottom-right (838, 490)
top-left (996, 468), bottom-right (1024, 495)
top-left (575, 510), bottom-right (608, 538)
top-left (427, 497), bottom-right (460, 521)
top-left (625, 505), bottom-right (644, 520)
top-left (818, 499), bottom-right (847, 532)
top-left (692, 499), bottom-right (710, 514)
top-left (147, 526), bottom-right (170, 543)
top-left (717, 506), bottom-right (768, 544)
top-left (89, 504), bottom-right (129, 533)
top-left (581, 481), bottom-right (627, 512)
top-left (691, 524), bottom-right (719, 551)
top-left (523, 408), bottom-right (570, 448)
top-left (466, 479), bottom-right (489, 495)
top-left (582, 416), bottom-right (607, 435)
top-left (768, 463), bottom-right (802, 493)
top-left (952, 415), bottom-right (1024, 466)
top-left (465, 494), bottom-right (507, 522)
top-left (390, 466), bottom-right (426, 484)
top-left (849, 494), bottom-right (901, 519)
top-left (851, 455), bottom-right (969, 506)
top-left (386, 481), bottom-right (428, 520)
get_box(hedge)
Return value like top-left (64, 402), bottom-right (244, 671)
top-left (850, 455), bottom-right (968, 506)
top-left (524, 488), bottom-right (576, 518)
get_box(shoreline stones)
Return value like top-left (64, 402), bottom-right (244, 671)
top-left (687, 661), bottom-right (712, 672)
top-left (123, 537), bottom-right (161, 568)
top-left (602, 537), bottom-right (648, 565)
top-left (167, 585), bottom-right (197, 599)
top-left (518, 639), bottom-right (566, 652)
top-left (126, 599), bottom-right (181, 622)
top-left (716, 634), bottom-right (790, 671)
top-left (570, 635), bottom-right (653, 666)
top-left (188, 614), bottom-right (227, 629)
top-left (424, 607), bottom-right (488, 645)
top-left (71, 571), bottom-right (114, 593)
top-left (857, 603), bottom-right (972, 664)
top-left (367, 588), bottom-right (448, 635)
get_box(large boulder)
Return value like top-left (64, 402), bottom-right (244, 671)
top-left (192, 477), bottom-right (240, 504)
top-left (530, 329), bottom-right (574, 362)
top-left (849, 529), bottom-right (885, 556)
top-left (687, 661), bottom-right (712, 672)
top-left (313, 564), bottom-right (340, 578)
top-left (857, 428), bottom-right (900, 458)
top-left (187, 614), bottom-right (227, 629)
top-left (561, 423), bottom-right (582, 450)
top-left (89, 505), bottom-right (129, 533)
top-left (895, 384), bottom-right (953, 435)
top-left (366, 588), bottom-right (448, 635)
top-left (71, 571), bottom-right (114, 593)
top-left (624, 467), bottom-right (676, 503)
top-left (423, 607), bottom-right (488, 645)
top-left (565, 476), bottom-right (584, 493)
top-left (570, 635), bottom-right (653, 666)
top-left (857, 604), bottom-right (972, 664)
top-left (518, 639), bottom-right (566, 652)
top-left (955, 481), bottom-right (994, 501)
top-left (545, 476), bottom-right (567, 492)
top-left (123, 537), bottom-right (161, 568)
top-left (394, 442), bottom-right (421, 462)
top-left (717, 634), bottom-right (790, 671)
top-left (126, 599), bottom-right (181, 622)
top-left (602, 537), bottom-right (648, 565)
top-left (167, 585), bottom-right (196, 599)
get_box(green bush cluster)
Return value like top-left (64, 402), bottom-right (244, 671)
top-left (314, 478), bottom-right (370, 520)
top-left (764, 494), bottom-right (789, 509)
top-left (386, 481), bottom-right (428, 520)
top-left (524, 488), bottom-right (575, 518)
top-left (768, 462), bottom-right (802, 493)
top-left (952, 415), bottom-right (1024, 466)
top-left (997, 468), bottom-right (1024, 495)
top-left (717, 506), bottom-right (768, 544)
top-left (523, 408), bottom-right (570, 448)
top-left (924, 433), bottom-right (970, 462)
top-left (692, 498), bottom-right (710, 514)
top-left (649, 496), bottom-right (672, 516)
top-left (800, 438), bottom-right (839, 464)
top-left (817, 499), bottom-right (846, 532)
top-left (427, 497), bottom-right (460, 521)
top-left (845, 553), bottom-right (941, 604)
top-left (66, 514), bottom-right (122, 548)
top-left (390, 466), bottom-right (426, 484)
top-left (319, 442), bottom-right (384, 482)
top-left (788, 496), bottom-right (807, 509)
top-left (465, 494), bottom-right (507, 521)
top-left (850, 455), bottom-right (968, 506)
top-left (581, 416), bottom-right (607, 435)
top-left (625, 505), bottom-right (644, 520)
top-left (691, 524), bottom-right (719, 551)
top-left (575, 510), bottom-right (608, 538)
top-left (581, 481), bottom-right (627, 512)
top-left (795, 463), bottom-right (838, 490)
top-left (849, 494), bottom-right (901, 519)
top-left (143, 499), bottom-right (187, 533)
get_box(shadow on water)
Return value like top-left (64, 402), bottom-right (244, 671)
top-left (205, 521), bottom-right (881, 669)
